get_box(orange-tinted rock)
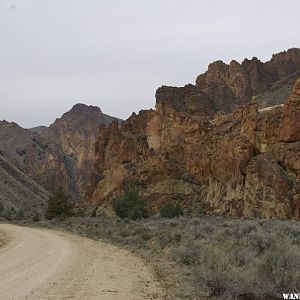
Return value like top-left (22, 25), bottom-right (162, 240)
top-left (88, 75), bottom-right (300, 219)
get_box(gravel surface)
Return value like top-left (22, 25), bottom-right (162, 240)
top-left (0, 224), bottom-right (165, 300)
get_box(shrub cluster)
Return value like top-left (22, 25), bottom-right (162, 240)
top-left (160, 201), bottom-right (183, 218)
top-left (45, 187), bottom-right (72, 220)
top-left (112, 185), bottom-right (148, 220)
top-left (48, 211), bottom-right (300, 299)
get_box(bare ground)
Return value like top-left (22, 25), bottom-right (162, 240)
top-left (0, 224), bottom-right (165, 300)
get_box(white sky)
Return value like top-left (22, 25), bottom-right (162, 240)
top-left (0, 0), bottom-right (299, 128)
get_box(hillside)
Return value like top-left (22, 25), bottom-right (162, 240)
top-left (0, 120), bottom-right (42, 168)
top-left (0, 154), bottom-right (48, 218)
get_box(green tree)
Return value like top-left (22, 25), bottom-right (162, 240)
top-left (160, 201), bottom-right (183, 218)
top-left (112, 185), bottom-right (148, 220)
top-left (45, 187), bottom-right (72, 220)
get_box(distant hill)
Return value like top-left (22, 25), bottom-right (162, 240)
top-left (0, 120), bottom-right (38, 168)
top-left (0, 104), bottom-right (122, 201)
top-left (29, 126), bottom-right (47, 134)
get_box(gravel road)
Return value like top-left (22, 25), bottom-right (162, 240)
top-left (0, 224), bottom-right (164, 300)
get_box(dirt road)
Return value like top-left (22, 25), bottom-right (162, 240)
top-left (0, 224), bottom-right (164, 300)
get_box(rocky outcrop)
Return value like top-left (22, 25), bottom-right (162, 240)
top-left (196, 48), bottom-right (300, 112)
top-left (280, 78), bottom-right (300, 142)
top-left (88, 49), bottom-right (300, 219)
top-left (0, 104), bottom-right (121, 200)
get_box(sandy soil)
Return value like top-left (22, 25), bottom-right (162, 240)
top-left (0, 224), bottom-right (165, 300)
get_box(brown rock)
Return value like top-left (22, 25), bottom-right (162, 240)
top-left (87, 60), bottom-right (300, 219)
top-left (280, 78), bottom-right (300, 142)
top-left (0, 104), bottom-right (122, 201)
top-left (196, 48), bottom-right (300, 112)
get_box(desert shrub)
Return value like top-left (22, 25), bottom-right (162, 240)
top-left (112, 185), bottom-right (148, 220)
top-left (157, 234), bottom-right (174, 249)
top-left (248, 230), bottom-right (276, 254)
top-left (134, 226), bottom-right (154, 241)
top-left (32, 212), bottom-right (40, 222)
top-left (0, 202), bottom-right (4, 213)
top-left (91, 208), bottom-right (97, 217)
top-left (45, 187), bottom-right (72, 220)
top-left (160, 201), bottom-right (183, 218)
top-left (174, 233), bottom-right (182, 243)
top-left (74, 208), bottom-right (85, 217)
top-left (16, 210), bottom-right (24, 220)
top-left (256, 242), bottom-right (300, 297)
top-left (194, 245), bottom-right (238, 297)
top-left (172, 241), bottom-right (200, 265)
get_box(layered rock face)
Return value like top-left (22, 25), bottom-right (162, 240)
top-left (88, 50), bottom-right (300, 219)
top-left (0, 104), bottom-right (121, 200)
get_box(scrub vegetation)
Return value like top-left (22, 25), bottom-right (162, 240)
top-left (42, 215), bottom-right (300, 300)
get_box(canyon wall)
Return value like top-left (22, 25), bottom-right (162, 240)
top-left (88, 49), bottom-right (300, 219)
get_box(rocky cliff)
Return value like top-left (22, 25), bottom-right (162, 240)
top-left (196, 48), bottom-right (300, 112)
top-left (0, 104), bottom-right (121, 200)
top-left (88, 49), bottom-right (300, 219)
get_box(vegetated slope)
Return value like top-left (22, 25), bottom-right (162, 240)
top-left (29, 126), bottom-right (47, 134)
top-left (0, 104), bottom-right (122, 201)
top-left (87, 49), bottom-right (300, 219)
top-left (0, 120), bottom-right (42, 168)
top-left (54, 215), bottom-right (300, 300)
top-left (0, 154), bottom-right (48, 218)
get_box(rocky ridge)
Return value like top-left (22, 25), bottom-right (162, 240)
top-left (196, 48), bottom-right (300, 112)
top-left (87, 49), bottom-right (300, 219)
top-left (0, 104), bottom-right (121, 200)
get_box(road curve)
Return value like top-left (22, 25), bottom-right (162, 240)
top-left (0, 224), bottom-right (164, 300)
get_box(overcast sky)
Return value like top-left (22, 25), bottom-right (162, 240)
top-left (0, 0), bottom-right (299, 128)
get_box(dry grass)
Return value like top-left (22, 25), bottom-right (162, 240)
top-left (35, 216), bottom-right (300, 300)
top-left (0, 229), bottom-right (9, 248)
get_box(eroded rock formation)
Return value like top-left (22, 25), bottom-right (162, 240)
top-left (88, 50), bottom-right (300, 219)
top-left (196, 48), bottom-right (300, 111)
